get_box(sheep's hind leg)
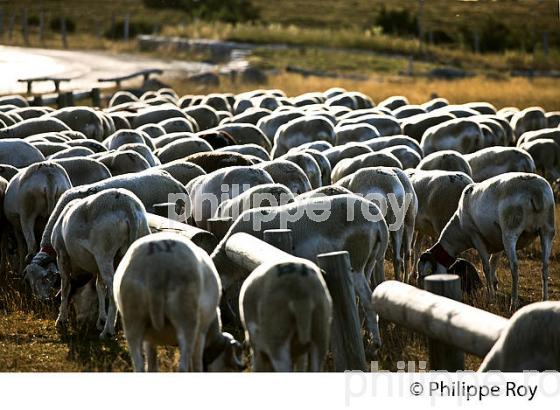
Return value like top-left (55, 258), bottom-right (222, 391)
top-left (502, 233), bottom-right (520, 311)
top-left (539, 229), bottom-right (553, 301)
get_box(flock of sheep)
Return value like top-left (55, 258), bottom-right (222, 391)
top-left (0, 86), bottom-right (559, 372)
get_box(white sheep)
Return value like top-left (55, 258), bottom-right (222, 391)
top-left (464, 147), bottom-right (536, 182)
top-left (479, 301), bottom-right (560, 371)
top-left (114, 232), bottom-right (243, 371)
top-left (240, 260), bottom-right (332, 371)
top-left (27, 188), bottom-right (151, 339)
top-left (418, 172), bottom-right (555, 310)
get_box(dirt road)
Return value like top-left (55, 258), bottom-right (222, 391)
top-left (0, 45), bottom-right (215, 94)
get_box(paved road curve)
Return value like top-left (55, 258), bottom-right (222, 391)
top-left (0, 45), bottom-right (216, 95)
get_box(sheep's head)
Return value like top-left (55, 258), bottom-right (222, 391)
top-left (23, 251), bottom-right (60, 301)
top-left (417, 243), bottom-right (456, 286)
top-left (204, 332), bottom-right (245, 372)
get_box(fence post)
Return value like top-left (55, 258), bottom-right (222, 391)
top-left (123, 13), bottom-right (130, 42)
top-left (32, 95), bottom-right (44, 106)
top-left (424, 274), bottom-right (465, 371)
top-left (317, 251), bottom-right (367, 372)
top-left (91, 87), bottom-right (101, 107)
top-left (21, 8), bottom-right (29, 45)
top-left (61, 16), bottom-right (68, 48)
top-left (263, 229), bottom-right (293, 253)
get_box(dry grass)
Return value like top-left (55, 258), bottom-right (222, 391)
top-left (1, 203), bottom-right (559, 372)
top-left (169, 72), bottom-right (560, 112)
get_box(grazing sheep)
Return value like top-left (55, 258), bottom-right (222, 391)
top-left (281, 152), bottom-right (322, 189)
top-left (338, 114), bottom-right (401, 137)
top-left (335, 123), bottom-right (380, 145)
top-left (393, 105), bottom-right (426, 119)
top-left (417, 150), bottom-right (473, 176)
top-left (153, 161), bottom-right (206, 185)
top-left (510, 107), bottom-right (547, 141)
top-left (97, 150), bottom-right (151, 176)
top-left (420, 118), bottom-right (485, 155)
top-left (417, 173), bottom-right (555, 310)
top-left (197, 130), bottom-right (237, 149)
top-left (117, 143), bottom-right (161, 167)
top-left (26, 169), bottom-right (190, 277)
top-left (240, 260), bottom-right (332, 371)
top-left (519, 139), bottom-right (560, 182)
top-left (153, 132), bottom-right (196, 149)
top-left (516, 128), bottom-right (560, 147)
top-left (4, 162), bottom-right (72, 267)
top-left (156, 138), bottom-right (213, 164)
top-left (187, 166), bottom-right (274, 229)
top-left (402, 112), bottom-right (455, 142)
top-left (323, 142), bottom-right (373, 169)
top-left (337, 167), bottom-right (409, 281)
top-left (378, 95), bottom-right (408, 111)
top-left (380, 145), bottom-right (422, 169)
top-left (227, 108), bottom-right (271, 125)
top-left (31, 142), bottom-right (69, 157)
top-left (212, 194), bottom-right (389, 348)
top-left (479, 301), bottom-right (560, 372)
top-left (215, 183), bottom-right (294, 220)
top-left (294, 148), bottom-right (331, 186)
top-left (48, 189), bottom-right (151, 338)
top-left (257, 110), bottom-right (304, 142)
top-left (218, 144), bottom-right (270, 161)
top-left (103, 129), bottom-right (153, 151)
top-left (272, 116), bottom-right (335, 158)
top-left (363, 135), bottom-right (423, 157)
top-left (66, 139), bottom-right (107, 153)
top-left (216, 123), bottom-right (272, 152)
top-left (407, 169), bottom-right (474, 279)
top-left (0, 117), bottom-right (70, 139)
top-left (52, 157), bottom-right (112, 186)
top-left (295, 185), bottom-right (352, 201)
top-left (49, 146), bottom-right (95, 159)
top-left (183, 105), bottom-right (220, 130)
top-left (108, 113), bottom-right (132, 131)
top-left (114, 232), bottom-right (244, 371)
top-left (255, 160), bottom-right (312, 195)
top-left (131, 104), bottom-right (187, 128)
top-left (331, 151), bottom-right (403, 183)
top-left (464, 147), bottom-right (536, 182)
top-left (137, 123), bottom-right (165, 139)
top-left (159, 116), bottom-right (197, 134)
top-left (0, 139), bottom-right (45, 167)
top-left (48, 107), bottom-right (106, 140)
top-left (184, 151), bottom-right (255, 173)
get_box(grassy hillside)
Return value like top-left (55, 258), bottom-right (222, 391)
top-left (2, 0), bottom-right (558, 51)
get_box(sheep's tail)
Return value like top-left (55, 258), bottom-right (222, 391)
top-left (45, 184), bottom-right (58, 216)
top-left (147, 286), bottom-right (166, 332)
top-left (530, 192), bottom-right (544, 213)
top-left (289, 298), bottom-right (314, 346)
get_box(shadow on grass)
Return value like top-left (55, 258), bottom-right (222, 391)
top-left (61, 330), bottom-right (131, 372)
